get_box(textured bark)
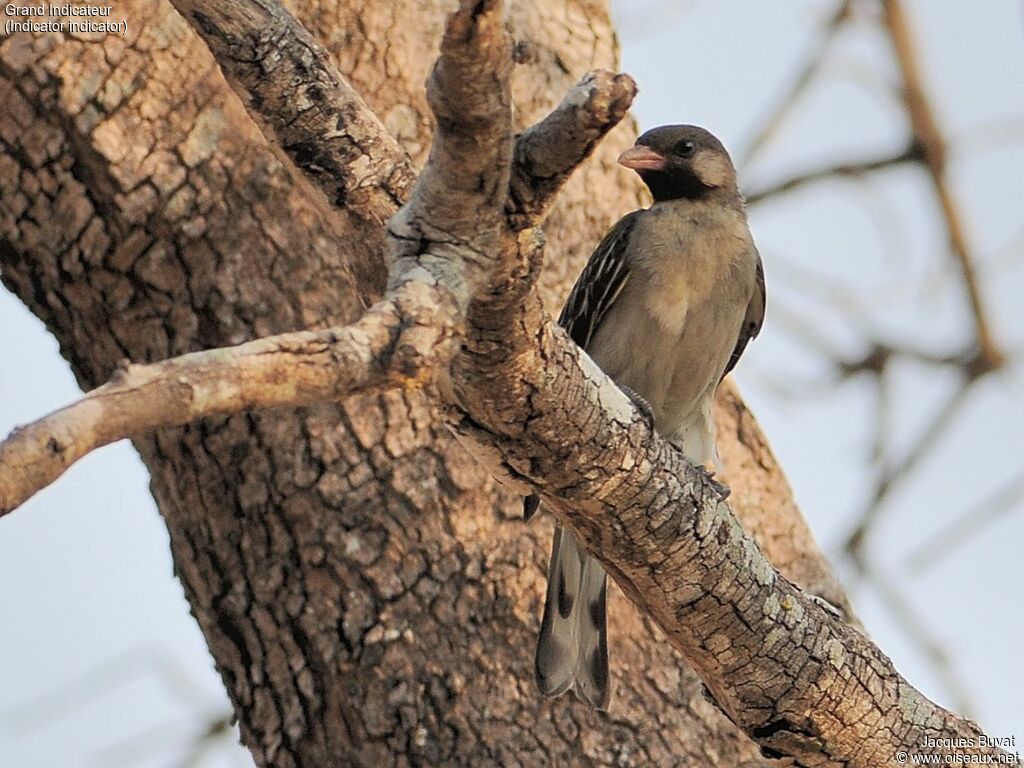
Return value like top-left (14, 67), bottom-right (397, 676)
top-left (0, 1), bottom-right (911, 766)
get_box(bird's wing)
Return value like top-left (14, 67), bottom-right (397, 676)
top-left (558, 210), bottom-right (642, 347)
top-left (721, 248), bottom-right (765, 381)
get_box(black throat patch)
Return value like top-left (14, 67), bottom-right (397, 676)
top-left (640, 167), bottom-right (711, 202)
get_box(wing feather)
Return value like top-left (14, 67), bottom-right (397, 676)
top-left (558, 211), bottom-right (642, 348)
top-left (721, 249), bottom-right (765, 381)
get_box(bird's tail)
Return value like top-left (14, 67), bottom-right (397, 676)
top-left (535, 524), bottom-right (610, 710)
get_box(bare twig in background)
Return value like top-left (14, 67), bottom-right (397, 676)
top-left (97, 712), bottom-right (237, 768)
top-left (1, 646), bottom-right (240, 767)
top-left (744, 0), bottom-right (1018, 718)
top-left (739, 0), bottom-right (853, 168)
top-left (172, 714), bottom-right (239, 768)
top-left (745, 143), bottom-right (921, 205)
top-left (3, 647), bottom-right (217, 735)
top-left (908, 468), bottom-right (1024, 573)
top-left (846, 380), bottom-right (971, 565)
top-left (749, 0), bottom-right (1010, 573)
top-left (839, 0), bottom-right (1009, 568)
top-left (882, 0), bottom-right (1003, 374)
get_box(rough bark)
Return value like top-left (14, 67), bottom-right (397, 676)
top-left (0, 1), bottom-right (974, 766)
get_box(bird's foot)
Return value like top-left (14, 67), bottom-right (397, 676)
top-left (619, 385), bottom-right (655, 426)
top-left (703, 469), bottom-right (731, 501)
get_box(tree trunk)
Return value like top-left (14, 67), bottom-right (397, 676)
top-left (0, 2), bottom-right (843, 765)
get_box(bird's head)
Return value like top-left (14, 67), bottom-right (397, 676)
top-left (618, 125), bottom-right (737, 202)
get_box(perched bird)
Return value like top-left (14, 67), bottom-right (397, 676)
top-left (528, 125), bottom-right (765, 710)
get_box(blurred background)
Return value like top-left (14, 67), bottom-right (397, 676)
top-left (1, 1), bottom-right (1022, 765)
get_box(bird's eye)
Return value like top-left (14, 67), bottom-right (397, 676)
top-left (673, 139), bottom-right (696, 157)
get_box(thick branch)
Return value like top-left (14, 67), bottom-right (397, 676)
top-left (166, 0), bottom-right (415, 223)
top-left (0, 283), bottom-right (458, 515)
top-left (167, 0), bottom-right (631, 269)
top-left (451, 303), bottom-right (1005, 766)
top-left (508, 69), bottom-right (637, 230)
top-left (382, 0), bottom-right (514, 317)
top-left (0, 0), bottom-right (628, 522)
top-left (0, 0), bottom-right (519, 516)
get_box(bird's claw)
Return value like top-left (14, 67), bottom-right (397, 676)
top-left (704, 470), bottom-right (731, 501)
top-left (807, 593), bottom-right (844, 618)
top-left (620, 385), bottom-right (655, 426)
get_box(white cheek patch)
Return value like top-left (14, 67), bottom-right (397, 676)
top-left (692, 151), bottom-right (732, 188)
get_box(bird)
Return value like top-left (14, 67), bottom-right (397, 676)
top-left (527, 124), bottom-right (765, 710)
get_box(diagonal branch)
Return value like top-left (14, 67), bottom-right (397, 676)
top-left (738, 0), bottom-right (853, 168)
top-left (0, 284), bottom-right (456, 515)
top-left (167, 0), bottom-right (416, 223)
top-left (882, 0), bottom-right (1003, 372)
top-left (846, 383), bottom-right (971, 562)
top-left (908, 467), bottom-right (1024, 572)
top-left (449, 300), bottom-right (1003, 764)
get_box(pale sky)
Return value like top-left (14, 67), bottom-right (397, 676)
top-left (1, 2), bottom-right (1022, 765)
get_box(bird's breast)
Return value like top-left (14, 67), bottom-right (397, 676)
top-left (637, 211), bottom-right (753, 335)
top-left (586, 203), bottom-right (757, 451)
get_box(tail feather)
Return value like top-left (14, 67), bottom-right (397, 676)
top-left (535, 525), bottom-right (580, 698)
top-left (572, 559), bottom-right (609, 709)
top-left (523, 493), bottom-right (540, 520)
top-left (535, 525), bottom-right (610, 709)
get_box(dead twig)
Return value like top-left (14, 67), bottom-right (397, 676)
top-left (907, 468), bottom-right (1024, 572)
top-left (745, 143), bottom-right (921, 205)
top-left (739, 0), bottom-right (854, 168)
top-left (846, 384), bottom-right (972, 564)
top-left (882, 0), bottom-right (1004, 373)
